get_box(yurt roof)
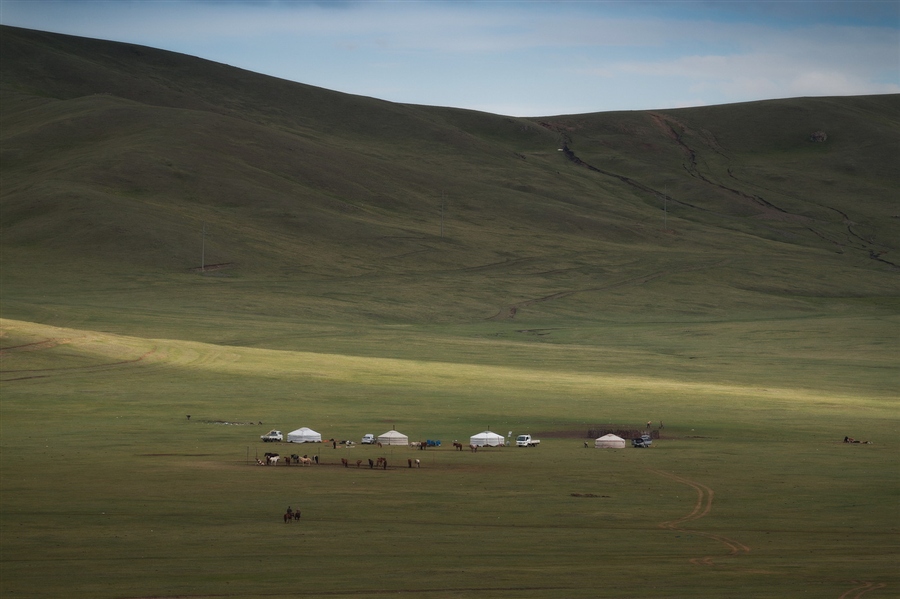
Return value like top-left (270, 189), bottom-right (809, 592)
top-left (379, 429), bottom-right (407, 438)
top-left (289, 427), bottom-right (319, 435)
top-left (471, 430), bottom-right (503, 439)
top-left (596, 433), bottom-right (625, 441)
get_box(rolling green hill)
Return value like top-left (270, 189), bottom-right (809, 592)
top-left (2, 25), bottom-right (897, 335)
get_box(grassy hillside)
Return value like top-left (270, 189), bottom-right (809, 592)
top-left (2, 26), bottom-right (897, 333)
top-left (1, 26), bottom-right (898, 599)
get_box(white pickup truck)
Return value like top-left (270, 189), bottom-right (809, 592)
top-left (516, 434), bottom-right (540, 447)
top-left (260, 430), bottom-right (283, 442)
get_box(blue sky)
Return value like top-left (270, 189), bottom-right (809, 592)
top-left (1, 1), bottom-right (897, 116)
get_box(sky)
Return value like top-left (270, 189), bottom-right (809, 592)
top-left (1, 0), bottom-right (898, 116)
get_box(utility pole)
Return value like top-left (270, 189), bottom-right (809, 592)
top-left (663, 187), bottom-right (668, 232)
top-left (201, 223), bottom-right (206, 271)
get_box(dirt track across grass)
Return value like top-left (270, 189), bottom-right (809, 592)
top-left (650, 467), bottom-right (750, 566)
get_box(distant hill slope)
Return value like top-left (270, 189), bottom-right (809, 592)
top-left (1, 25), bottom-right (897, 331)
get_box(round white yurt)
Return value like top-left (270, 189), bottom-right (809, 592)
top-left (594, 433), bottom-right (626, 449)
top-left (377, 429), bottom-right (409, 446)
top-left (470, 431), bottom-right (505, 447)
top-left (287, 427), bottom-right (322, 443)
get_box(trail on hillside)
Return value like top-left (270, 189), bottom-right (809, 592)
top-left (0, 339), bottom-right (156, 382)
top-left (0, 338), bottom-right (65, 354)
top-left (648, 468), bottom-right (750, 567)
top-left (490, 259), bottom-right (728, 319)
top-left (838, 582), bottom-right (887, 599)
top-left (547, 117), bottom-right (897, 269)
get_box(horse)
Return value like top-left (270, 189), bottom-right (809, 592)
top-left (453, 442), bottom-right (463, 451)
top-left (375, 457), bottom-right (386, 467)
top-left (341, 458), bottom-right (349, 467)
top-left (469, 444), bottom-right (478, 452)
top-left (300, 457), bottom-right (312, 466)
top-left (266, 454), bottom-right (280, 465)
top-left (283, 512), bottom-right (292, 523)
top-left (368, 458), bottom-right (374, 469)
top-left (414, 459), bottom-right (420, 468)
top-left (356, 459), bottom-right (362, 468)
top-left (293, 511), bottom-right (301, 520)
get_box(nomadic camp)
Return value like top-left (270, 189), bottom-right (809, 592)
top-left (470, 431), bottom-right (505, 447)
top-left (595, 433), bottom-right (626, 449)
top-left (377, 429), bottom-right (409, 446)
top-left (287, 427), bottom-right (322, 443)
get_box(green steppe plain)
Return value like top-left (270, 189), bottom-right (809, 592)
top-left (1, 310), bottom-right (896, 599)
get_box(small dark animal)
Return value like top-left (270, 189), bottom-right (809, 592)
top-left (453, 442), bottom-right (463, 451)
top-left (293, 511), bottom-right (301, 520)
top-left (283, 512), bottom-right (292, 524)
top-left (368, 458), bottom-right (374, 469)
top-left (341, 458), bottom-right (349, 467)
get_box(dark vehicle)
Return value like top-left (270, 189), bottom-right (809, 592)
top-left (632, 435), bottom-right (653, 448)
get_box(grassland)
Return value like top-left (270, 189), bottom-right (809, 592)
top-left (1, 26), bottom-right (898, 598)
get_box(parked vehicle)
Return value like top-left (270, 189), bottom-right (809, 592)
top-left (632, 434), bottom-right (652, 448)
top-left (516, 434), bottom-right (540, 447)
top-left (361, 433), bottom-right (376, 444)
top-left (260, 430), bottom-right (283, 442)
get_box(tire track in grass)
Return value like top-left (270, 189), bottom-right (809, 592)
top-left (838, 581), bottom-right (887, 599)
top-left (648, 468), bottom-right (750, 566)
top-left (652, 469), bottom-right (888, 597)
top-left (0, 348), bottom-right (157, 381)
top-left (0, 338), bottom-right (64, 354)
